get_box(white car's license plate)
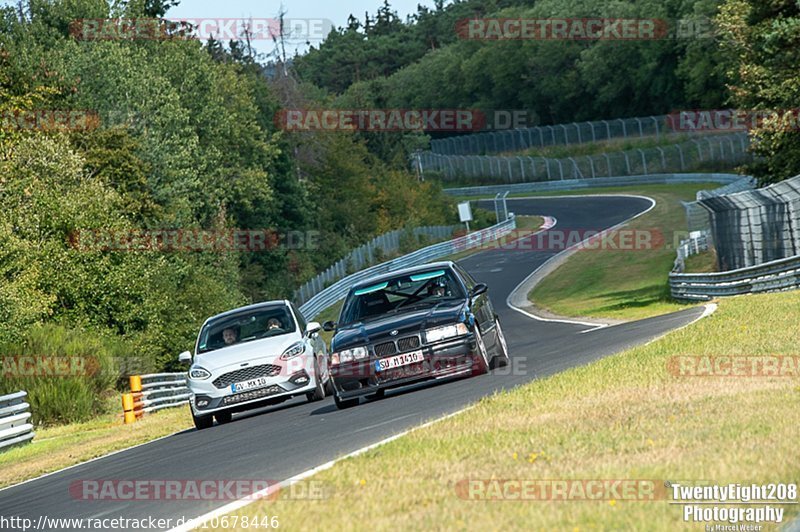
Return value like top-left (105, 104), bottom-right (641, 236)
top-left (375, 350), bottom-right (424, 372)
top-left (231, 376), bottom-right (269, 393)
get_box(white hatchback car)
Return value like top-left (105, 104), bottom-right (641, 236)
top-left (179, 300), bottom-right (330, 430)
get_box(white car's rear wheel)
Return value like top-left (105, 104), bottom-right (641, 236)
top-left (215, 411), bottom-right (232, 424)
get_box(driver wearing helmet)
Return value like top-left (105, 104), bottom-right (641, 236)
top-left (426, 277), bottom-right (448, 298)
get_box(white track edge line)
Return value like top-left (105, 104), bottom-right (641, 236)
top-left (505, 194), bottom-right (657, 328)
top-left (168, 406), bottom-right (476, 532)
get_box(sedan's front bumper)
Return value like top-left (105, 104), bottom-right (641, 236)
top-left (330, 334), bottom-right (479, 399)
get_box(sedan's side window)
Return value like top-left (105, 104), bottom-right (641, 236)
top-left (454, 264), bottom-right (476, 290)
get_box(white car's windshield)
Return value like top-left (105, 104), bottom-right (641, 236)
top-left (198, 306), bottom-right (296, 354)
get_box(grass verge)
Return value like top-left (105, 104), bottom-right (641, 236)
top-left (0, 406), bottom-right (192, 489)
top-left (217, 290), bottom-right (800, 531)
top-left (528, 183), bottom-right (717, 321)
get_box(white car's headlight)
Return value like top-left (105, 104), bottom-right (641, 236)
top-left (330, 346), bottom-right (368, 365)
top-left (280, 341), bottom-right (306, 360)
top-left (189, 366), bottom-right (211, 380)
top-left (424, 323), bottom-right (469, 343)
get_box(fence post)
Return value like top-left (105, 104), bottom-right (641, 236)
top-left (638, 149), bottom-right (648, 174)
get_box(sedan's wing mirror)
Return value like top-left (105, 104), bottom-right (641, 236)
top-left (322, 320), bottom-right (337, 332)
top-left (306, 321), bottom-right (322, 336)
top-left (178, 351), bottom-right (192, 364)
top-left (470, 283), bottom-right (488, 299)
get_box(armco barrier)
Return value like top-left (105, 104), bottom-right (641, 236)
top-left (670, 253), bottom-right (800, 300)
top-left (673, 231), bottom-right (711, 273)
top-left (0, 391), bottom-right (34, 451)
top-left (122, 373), bottom-right (189, 424)
top-left (299, 215), bottom-right (517, 320)
top-left (442, 173), bottom-right (753, 197)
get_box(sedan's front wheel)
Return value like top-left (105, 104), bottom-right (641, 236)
top-left (334, 393), bottom-right (359, 409)
top-left (490, 320), bottom-right (510, 369)
top-left (472, 328), bottom-right (490, 376)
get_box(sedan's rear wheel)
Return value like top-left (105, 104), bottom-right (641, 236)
top-left (472, 328), bottom-right (490, 376)
top-left (192, 411), bottom-right (213, 430)
top-left (306, 357), bottom-right (326, 403)
top-left (334, 393), bottom-right (359, 409)
top-left (490, 320), bottom-right (510, 369)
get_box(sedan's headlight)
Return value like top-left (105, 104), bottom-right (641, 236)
top-left (280, 341), bottom-right (306, 360)
top-left (424, 323), bottom-right (469, 343)
top-left (330, 346), bottom-right (368, 365)
top-left (189, 366), bottom-right (211, 380)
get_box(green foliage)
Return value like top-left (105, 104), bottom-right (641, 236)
top-left (717, 0), bottom-right (800, 183)
top-left (293, 0), bottom-right (732, 171)
top-left (0, 324), bottom-right (132, 425)
top-left (0, 0), bottom-right (455, 407)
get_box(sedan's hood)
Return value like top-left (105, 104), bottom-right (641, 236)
top-left (333, 300), bottom-right (467, 351)
top-left (194, 333), bottom-right (302, 372)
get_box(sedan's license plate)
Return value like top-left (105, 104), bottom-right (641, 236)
top-left (231, 377), bottom-right (269, 393)
top-left (375, 350), bottom-right (423, 372)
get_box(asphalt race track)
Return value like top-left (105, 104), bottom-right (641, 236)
top-left (0, 196), bottom-right (707, 531)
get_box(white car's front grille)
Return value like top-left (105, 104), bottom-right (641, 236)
top-left (212, 364), bottom-right (281, 389)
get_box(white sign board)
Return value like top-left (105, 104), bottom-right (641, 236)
top-left (457, 202), bottom-right (473, 223)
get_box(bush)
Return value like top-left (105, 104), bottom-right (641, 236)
top-left (0, 324), bottom-right (137, 426)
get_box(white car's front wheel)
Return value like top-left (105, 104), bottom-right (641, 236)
top-left (192, 410), bottom-right (213, 430)
top-left (306, 357), bottom-right (326, 402)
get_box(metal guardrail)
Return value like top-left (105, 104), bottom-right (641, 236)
top-left (122, 373), bottom-right (189, 423)
top-left (443, 173), bottom-right (752, 197)
top-left (673, 231), bottom-right (711, 273)
top-left (299, 215), bottom-right (517, 320)
top-left (670, 252), bottom-right (800, 300)
top-left (0, 391), bottom-right (34, 451)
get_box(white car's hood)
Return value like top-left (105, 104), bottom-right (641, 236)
top-left (194, 333), bottom-right (302, 373)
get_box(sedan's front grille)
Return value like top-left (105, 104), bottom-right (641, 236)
top-left (213, 364), bottom-right (281, 389)
top-left (374, 341), bottom-right (397, 357)
top-left (397, 335), bottom-right (421, 351)
top-left (373, 335), bottom-right (421, 358)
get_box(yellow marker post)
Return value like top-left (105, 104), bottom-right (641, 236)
top-left (122, 393), bottom-right (136, 424)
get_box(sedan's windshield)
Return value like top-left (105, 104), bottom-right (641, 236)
top-left (340, 269), bottom-right (464, 325)
top-left (198, 306), bottom-right (296, 354)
